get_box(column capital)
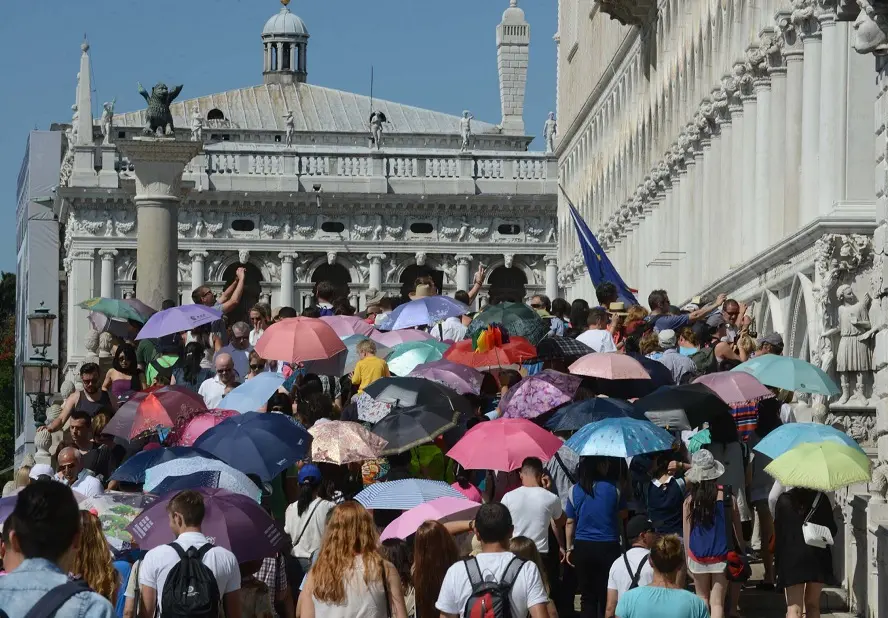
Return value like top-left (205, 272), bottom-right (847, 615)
top-left (188, 250), bottom-right (209, 260)
top-left (278, 251), bottom-right (297, 263)
top-left (456, 255), bottom-right (474, 266)
top-left (366, 253), bottom-right (387, 263)
top-left (776, 11), bottom-right (805, 57)
top-left (98, 248), bottom-right (118, 259)
top-left (544, 255), bottom-right (558, 267)
top-left (70, 249), bottom-right (94, 261)
top-left (792, 1), bottom-right (823, 40)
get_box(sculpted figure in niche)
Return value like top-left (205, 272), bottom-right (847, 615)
top-left (821, 284), bottom-right (877, 404)
top-left (459, 111), bottom-right (474, 152)
top-left (543, 112), bottom-right (557, 154)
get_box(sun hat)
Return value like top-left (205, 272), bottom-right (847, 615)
top-left (410, 284), bottom-right (435, 299)
top-left (365, 288), bottom-right (385, 306)
top-left (685, 449), bottom-right (725, 483)
top-left (298, 463), bottom-right (322, 485)
top-left (608, 302), bottom-right (629, 316)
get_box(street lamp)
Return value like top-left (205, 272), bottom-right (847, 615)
top-left (25, 303), bottom-right (58, 427)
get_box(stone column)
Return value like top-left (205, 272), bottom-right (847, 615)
top-left (768, 44), bottom-right (788, 247)
top-left (782, 20), bottom-right (805, 234)
top-left (116, 139), bottom-right (203, 311)
top-left (98, 249), bottom-right (117, 298)
top-left (818, 8), bottom-right (839, 216)
top-left (367, 253), bottom-right (386, 291)
top-left (753, 75), bottom-right (771, 255)
top-left (67, 249), bottom-right (95, 360)
top-left (693, 138), bottom-right (708, 289)
top-left (798, 14), bottom-right (823, 225)
top-left (729, 95), bottom-right (745, 269)
top-left (740, 75), bottom-right (758, 261)
top-left (456, 255), bottom-right (473, 292)
top-left (545, 256), bottom-right (559, 300)
top-left (188, 250), bottom-right (208, 305)
top-left (279, 252), bottom-right (296, 308)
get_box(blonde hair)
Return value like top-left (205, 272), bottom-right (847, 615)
top-left (356, 339), bottom-right (377, 355)
top-left (639, 331), bottom-right (661, 356)
top-left (649, 534), bottom-right (685, 574)
top-left (14, 466), bottom-right (32, 489)
top-left (510, 536), bottom-right (549, 594)
top-left (311, 501), bottom-right (385, 604)
top-left (72, 511), bottom-right (120, 605)
top-left (626, 305), bottom-right (649, 323)
top-left (737, 333), bottom-right (756, 355)
top-left (91, 412), bottom-right (110, 436)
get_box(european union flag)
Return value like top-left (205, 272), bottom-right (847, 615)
top-left (561, 187), bottom-right (638, 306)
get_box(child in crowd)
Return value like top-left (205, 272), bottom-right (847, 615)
top-left (351, 339), bottom-right (391, 393)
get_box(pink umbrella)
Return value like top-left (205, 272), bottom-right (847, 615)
top-left (447, 418), bottom-right (563, 472)
top-left (408, 360), bottom-right (483, 395)
top-left (172, 409), bottom-right (240, 446)
top-left (568, 352), bottom-right (650, 380)
top-left (320, 315), bottom-right (377, 338)
top-left (104, 386), bottom-right (208, 440)
top-left (371, 329), bottom-right (434, 347)
top-left (381, 497), bottom-right (481, 541)
top-left (255, 317), bottom-right (346, 364)
top-left (500, 370), bottom-right (583, 420)
top-left (693, 372), bottom-right (775, 405)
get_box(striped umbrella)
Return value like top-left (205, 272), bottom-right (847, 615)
top-left (353, 479), bottom-right (464, 510)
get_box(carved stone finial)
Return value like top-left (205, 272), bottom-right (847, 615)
top-left (84, 329), bottom-right (100, 355)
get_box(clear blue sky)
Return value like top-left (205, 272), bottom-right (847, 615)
top-left (0, 0), bottom-right (557, 273)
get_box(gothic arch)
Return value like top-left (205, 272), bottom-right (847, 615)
top-left (756, 289), bottom-right (785, 339)
top-left (786, 274), bottom-right (816, 362)
top-left (307, 254), bottom-right (361, 284)
top-left (209, 253), bottom-right (275, 282)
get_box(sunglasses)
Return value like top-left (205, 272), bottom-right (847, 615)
top-left (216, 367), bottom-right (234, 374)
top-left (58, 462), bottom-right (77, 471)
top-left (250, 364), bottom-right (263, 371)
top-left (530, 303), bottom-right (543, 309)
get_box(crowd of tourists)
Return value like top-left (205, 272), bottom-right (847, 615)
top-left (0, 273), bottom-right (851, 618)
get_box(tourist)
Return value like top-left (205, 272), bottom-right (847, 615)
top-left (71, 511), bottom-right (120, 607)
top-left (186, 323), bottom-right (219, 367)
top-left (101, 343), bottom-right (145, 403)
top-left (284, 464), bottom-right (335, 583)
top-left (193, 267), bottom-right (247, 345)
top-left (645, 452), bottom-right (688, 539)
top-left (267, 391), bottom-right (295, 415)
top-left (238, 560), bottom-right (276, 618)
top-left (551, 298), bottom-right (571, 330)
top-left (614, 535), bottom-right (709, 618)
top-left (564, 456), bottom-right (625, 618)
top-left (217, 321), bottom-right (254, 379)
top-left (0, 517), bottom-right (23, 575)
top-left (67, 410), bottom-right (117, 482)
top-left (647, 290), bottom-right (726, 333)
top-left (380, 539), bottom-right (415, 618)
top-left (565, 300), bottom-right (590, 339)
top-left (595, 282), bottom-right (619, 309)
top-left (501, 457), bottom-right (566, 591)
top-left (682, 450), bottom-right (743, 618)
top-left (413, 521), bottom-right (460, 618)
top-left (0, 482), bottom-right (115, 616)
top-left (256, 554), bottom-right (295, 618)
top-left (145, 334), bottom-right (184, 386)
top-left (577, 307), bottom-right (618, 352)
top-left (247, 350), bottom-right (267, 379)
top-left (433, 291), bottom-right (471, 342)
top-left (199, 353), bottom-right (241, 408)
top-left (707, 299), bottom-right (744, 343)
top-left (509, 536), bottom-right (558, 618)
top-left (41, 362), bottom-right (117, 434)
top-left (451, 464), bottom-right (482, 503)
top-left (56, 447), bottom-right (104, 498)
top-left (68, 409), bottom-right (98, 457)
top-left (774, 488), bottom-right (837, 618)
top-left (607, 302), bottom-right (629, 347)
top-left (249, 303), bottom-right (271, 346)
top-left (374, 296), bottom-right (395, 328)
top-left (170, 341), bottom-right (214, 392)
top-left (351, 339), bottom-right (390, 393)
top-left (604, 515), bottom-right (656, 614)
top-left (314, 281), bottom-right (337, 317)
top-left (139, 490), bottom-right (241, 618)
top-left (364, 288), bottom-right (385, 318)
top-left (747, 399), bottom-right (781, 590)
top-left (654, 329), bottom-right (698, 385)
top-left (679, 328), bottom-right (717, 375)
top-left (277, 306), bottom-right (299, 321)
top-left (756, 332), bottom-right (784, 356)
top-left (301, 501), bottom-right (408, 618)
top-left (531, 294), bottom-right (565, 337)
top-left (436, 503), bottom-right (549, 618)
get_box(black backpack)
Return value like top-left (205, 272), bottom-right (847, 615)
top-left (463, 556), bottom-right (526, 618)
top-left (161, 543), bottom-right (221, 618)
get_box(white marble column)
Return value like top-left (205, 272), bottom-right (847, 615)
top-left (67, 249), bottom-right (95, 360)
top-left (768, 50), bottom-right (788, 247)
top-left (693, 139), bottom-right (707, 290)
top-left (99, 249), bottom-right (117, 298)
top-left (753, 76), bottom-right (771, 255)
top-left (545, 256), bottom-right (558, 300)
top-left (279, 252), bottom-right (296, 308)
top-left (741, 84), bottom-right (758, 261)
top-left (729, 99), bottom-right (745, 268)
top-left (367, 253), bottom-right (386, 291)
top-left (817, 9), bottom-right (839, 216)
top-left (799, 16), bottom-right (823, 225)
top-left (187, 250), bottom-right (207, 305)
top-left (677, 164), bottom-right (692, 300)
top-left (783, 26), bottom-right (805, 234)
top-left (456, 255), bottom-right (473, 292)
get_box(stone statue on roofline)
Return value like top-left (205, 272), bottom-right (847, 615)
top-left (190, 106), bottom-right (203, 142)
top-left (544, 112), bottom-right (557, 154)
top-left (369, 111), bottom-right (387, 150)
top-left (138, 82), bottom-right (183, 136)
top-left (100, 99), bottom-right (115, 145)
top-left (460, 110), bottom-right (474, 152)
top-left (283, 110), bottom-right (295, 147)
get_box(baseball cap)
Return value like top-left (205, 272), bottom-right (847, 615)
top-left (29, 463), bottom-right (55, 480)
top-left (706, 312), bottom-right (726, 328)
top-left (658, 329), bottom-right (677, 348)
top-left (757, 332), bottom-right (784, 348)
top-left (298, 464), bottom-right (322, 485)
top-left (626, 515), bottom-right (654, 540)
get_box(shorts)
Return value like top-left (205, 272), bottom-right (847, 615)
top-left (687, 556), bottom-right (727, 575)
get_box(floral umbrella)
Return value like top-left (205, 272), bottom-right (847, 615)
top-left (499, 369), bottom-right (583, 420)
top-left (309, 421), bottom-right (388, 465)
top-left (79, 491), bottom-right (159, 551)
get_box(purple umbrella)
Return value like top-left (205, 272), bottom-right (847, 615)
top-left (408, 360), bottom-right (483, 395)
top-left (136, 305), bottom-right (222, 340)
top-left (126, 487), bottom-right (287, 562)
top-left (0, 495), bottom-right (16, 525)
top-left (378, 296), bottom-right (468, 331)
top-left (500, 369), bottom-right (583, 420)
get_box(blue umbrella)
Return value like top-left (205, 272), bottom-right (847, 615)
top-left (378, 296), bottom-right (468, 331)
top-left (354, 479), bottom-right (464, 510)
top-left (219, 372), bottom-right (287, 413)
top-left (194, 411), bottom-right (312, 481)
top-left (753, 422), bottom-right (865, 460)
top-left (566, 417), bottom-right (675, 458)
top-left (732, 355), bottom-right (840, 396)
top-left (545, 397), bottom-right (640, 433)
top-left (145, 461), bottom-right (262, 502)
top-left (109, 446), bottom-right (219, 484)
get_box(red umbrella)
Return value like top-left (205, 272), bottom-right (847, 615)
top-left (447, 418), bottom-right (563, 472)
top-left (255, 317), bottom-right (346, 364)
top-left (443, 337), bottom-right (537, 369)
top-left (104, 386), bottom-right (208, 440)
top-left (568, 352), bottom-right (650, 380)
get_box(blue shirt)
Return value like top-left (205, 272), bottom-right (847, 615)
top-left (565, 481), bottom-right (625, 542)
top-left (112, 560), bottom-right (132, 618)
top-left (615, 586), bottom-right (709, 618)
top-left (0, 558), bottom-right (115, 618)
top-left (646, 314), bottom-right (690, 333)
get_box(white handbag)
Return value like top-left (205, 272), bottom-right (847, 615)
top-left (802, 493), bottom-right (834, 548)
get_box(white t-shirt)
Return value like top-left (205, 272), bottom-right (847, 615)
top-left (198, 376), bottom-right (228, 409)
top-left (576, 329), bottom-right (618, 353)
top-left (500, 486), bottom-right (563, 553)
top-left (71, 474), bottom-right (104, 499)
top-left (284, 498), bottom-right (335, 560)
top-left (606, 547), bottom-right (654, 598)
top-left (139, 531), bottom-right (240, 616)
top-left (436, 552), bottom-right (549, 618)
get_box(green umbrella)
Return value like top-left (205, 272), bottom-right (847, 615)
top-left (78, 297), bottom-right (151, 323)
top-left (764, 441), bottom-right (870, 491)
top-left (467, 302), bottom-right (549, 345)
top-left (732, 355), bottom-right (839, 396)
top-left (387, 340), bottom-right (449, 376)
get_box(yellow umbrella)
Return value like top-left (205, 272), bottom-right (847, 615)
top-left (764, 441), bottom-right (871, 491)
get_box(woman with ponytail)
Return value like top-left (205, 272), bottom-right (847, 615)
top-left (284, 464), bottom-right (335, 580)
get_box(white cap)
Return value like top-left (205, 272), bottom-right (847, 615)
top-left (28, 464), bottom-right (55, 480)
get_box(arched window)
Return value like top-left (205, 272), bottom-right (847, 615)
top-left (488, 267), bottom-right (527, 303)
top-left (207, 109), bottom-right (225, 122)
top-left (311, 263), bottom-right (351, 301)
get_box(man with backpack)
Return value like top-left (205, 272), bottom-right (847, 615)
top-left (603, 515), bottom-right (656, 617)
top-left (139, 490), bottom-right (241, 618)
top-left (0, 481), bottom-right (115, 617)
top-left (436, 503), bottom-right (549, 618)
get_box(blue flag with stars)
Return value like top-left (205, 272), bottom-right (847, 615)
top-left (562, 187), bottom-right (638, 306)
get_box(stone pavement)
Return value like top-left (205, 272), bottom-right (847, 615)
top-left (734, 564), bottom-right (854, 618)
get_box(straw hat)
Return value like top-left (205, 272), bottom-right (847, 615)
top-left (409, 284), bottom-right (435, 299)
top-left (685, 449), bottom-right (725, 483)
top-left (608, 302), bottom-right (628, 316)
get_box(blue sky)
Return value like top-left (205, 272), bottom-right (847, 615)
top-left (0, 0), bottom-right (557, 273)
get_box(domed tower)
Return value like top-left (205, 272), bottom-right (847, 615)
top-left (262, 0), bottom-right (309, 85)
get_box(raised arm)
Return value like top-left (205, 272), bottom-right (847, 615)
top-left (219, 268), bottom-right (246, 314)
top-left (689, 293), bottom-right (727, 322)
top-left (41, 392), bottom-right (78, 433)
top-left (467, 265), bottom-right (486, 304)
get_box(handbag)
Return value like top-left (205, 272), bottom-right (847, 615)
top-left (802, 493), bottom-right (834, 548)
